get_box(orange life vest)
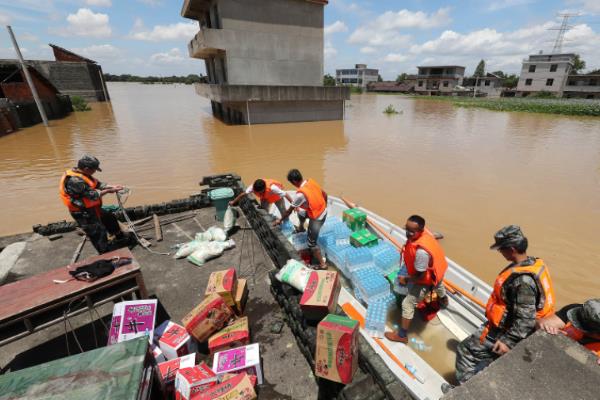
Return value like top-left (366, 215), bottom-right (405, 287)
top-left (563, 322), bottom-right (600, 356)
top-left (403, 230), bottom-right (448, 286)
top-left (59, 169), bottom-right (102, 215)
top-left (480, 258), bottom-right (555, 343)
top-left (296, 178), bottom-right (326, 219)
top-left (255, 179), bottom-right (283, 204)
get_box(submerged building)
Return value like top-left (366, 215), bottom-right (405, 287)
top-left (414, 65), bottom-right (466, 95)
top-left (336, 64), bottom-right (379, 88)
top-left (181, 0), bottom-right (349, 124)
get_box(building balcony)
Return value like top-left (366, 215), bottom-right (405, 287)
top-left (181, 0), bottom-right (210, 19)
top-left (188, 28), bottom-right (225, 59)
top-left (194, 83), bottom-right (351, 103)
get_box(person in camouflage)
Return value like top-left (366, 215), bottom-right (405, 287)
top-left (454, 225), bottom-right (554, 384)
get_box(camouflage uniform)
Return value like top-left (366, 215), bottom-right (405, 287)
top-left (455, 225), bottom-right (540, 384)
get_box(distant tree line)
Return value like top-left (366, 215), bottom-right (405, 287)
top-left (104, 73), bottom-right (207, 84)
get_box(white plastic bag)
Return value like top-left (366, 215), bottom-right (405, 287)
top-left (195, 226), bottom-right (227, 242)
top-left (173, 240), bottom-right (203, 259)
top-left (275, 259), bottom-right (312, 292)
top-left (187, 242), bottom-right (225, 266)
top-left (223, 206), bottom-right (237, 233)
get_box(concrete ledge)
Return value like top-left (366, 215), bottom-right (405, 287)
top-left (195, 83), bottom-right (350, 102)
top-left (443, 331), bottom-right (600, 400)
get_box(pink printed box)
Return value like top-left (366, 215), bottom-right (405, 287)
top-left (174, 362), bottom-right (218, 400)
top-left (159, 321), bottom-right (198, 360)
top-left (212, 343), bottom-right (263, 385)
top-left (157, 353), bottom-right (196, 392)
top-left (107, 299), bottom-right (157, 345)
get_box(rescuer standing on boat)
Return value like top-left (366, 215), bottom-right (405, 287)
top-left (274, 169), bottom-right (328, 270)
top-left (229, 178), bottom-right (293, 217)
top-left (385, 215), bottom-right (449, 344)
top-left (454, 225), bottom-right (555, 383)
top-left (59, 155), bottom-right (126, 254)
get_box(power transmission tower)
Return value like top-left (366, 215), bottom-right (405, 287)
top-left (549, 13), bottom-right (578, 53)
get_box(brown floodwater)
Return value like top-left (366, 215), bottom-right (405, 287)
top-left (1, 82), bottom-right (600, 309)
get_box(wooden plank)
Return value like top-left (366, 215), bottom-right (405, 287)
top-left (70, 236), bottom-right (86, 265)
top-left (153, 214), bottom-right (162, 242)
top-left (0, 248), bottom-right (139, 323)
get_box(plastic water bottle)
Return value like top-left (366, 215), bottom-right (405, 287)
top-left (405, 363), bottom-right (426, 383)
top-left (409, 338), bottom-right (432, 352)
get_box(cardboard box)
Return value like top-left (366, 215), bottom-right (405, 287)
top-left (315, 314), bottom-right (359, 384)
top-left (343, 208), bottom-right (367, 232)
top-left (300, 271), bottom-right (341, 320)
top-left (107, 299), bottom-right (157, 345)
top-left (175, 362), bottom-right (218, 400)
top-left (212, 343), bottom-right (263, 385)
top-left (151, 342), bottom-right (167, 363)
top-left (192, 372), bottom-right (256, 400)
top-left (350, 229), bottom-right (379, 248)
top-left (218, 373), bottom-right (257, 387)
top-left (234, 278), bottom-right (249, 315)
top-left (183, 294), bottom-right (235, 342)
top-left (205, 269), bottom-right (237, 308)
top-left (156, 353), bottom-right (196, 391)
top-left (159, 321), bottom-right (198, 360)
top-left (208, 317), bottom-right (250, 354)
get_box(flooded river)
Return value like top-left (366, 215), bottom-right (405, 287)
top-left (1, 82), bottom-right (599, 308)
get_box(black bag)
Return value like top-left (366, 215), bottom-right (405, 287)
top-left (69, 257), bottom-right (132, 282)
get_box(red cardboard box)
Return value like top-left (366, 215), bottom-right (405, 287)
top-left (300, 271), bottom-right (340, 320)
top-left (156, 353), bottom-right (196, 392)
top-left (151, 342), bottom-right (167, 363)
top-left (159, 321), bottom-right (197, 360)
top-left (234, 278), bottom-right (249, 315)
top-left (205, 269), bottom-right (237, 308)
top-left (192, 372), bottom-right (256, 400)
top-left (315, 314), bottom-right (359, 384)
top-left (208, 317), bottom-right (250, 354)
top-left (175, 362), bottom-right (218, 400)
top-left (182, 294), bottom-right (235, 342)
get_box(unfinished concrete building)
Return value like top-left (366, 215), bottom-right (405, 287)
top-left (181, 0), bottom-right (349, 124)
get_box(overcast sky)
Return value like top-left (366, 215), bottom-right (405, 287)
top-left (1, 0), bottom-right (599, 79)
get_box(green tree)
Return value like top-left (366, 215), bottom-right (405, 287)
top-left (377, 74), bottom-right (383, 82)
top-left (396, 73), bottom-right (408, 83)
top-left (323, 74), bottom-right (336, 86)
top-left (491, 70), bottom-right (505, 78)
top-left (588, 69), bottom-right (600, 75)
top-left (474, 59), bottom-right (485, 77)
top-left (502, 74), bottom-right (519, 88)
top-left (572, 54), bottom-right (586, 74)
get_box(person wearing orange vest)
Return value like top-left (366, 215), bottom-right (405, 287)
top-left (537, 299), bottom-right (600, 363)
top-left (274, 169), bottom-right (328, 270)
top-left (229, 178), bottom-right (292, 217)
top-left (59, 155), bottom-right (125, 254)
top-left (454, 225), bottom-right (556, 385)
top-left (385, 215), bottom-right (449, 343)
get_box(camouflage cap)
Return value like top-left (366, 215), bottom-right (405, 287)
top-left (567, 299), bottom-right (600, 334)
top-left (489, 225), bottom-right (525, 250)
top-left (77, 155), bottom-right (102, 172)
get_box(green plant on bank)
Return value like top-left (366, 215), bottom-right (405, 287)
top-left (383, 104), bottom-right (400, 115)
top-left (450, 97), bottom-right (600, 117)
top-left (529, 91), bottom-right (556, 99)
top-left (350, 86), bottom-right (363, 94)
top-left (71, 96), bottom-right (91, 112)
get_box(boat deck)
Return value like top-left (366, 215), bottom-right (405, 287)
top-left (0, 206), bottom-right (318, 399)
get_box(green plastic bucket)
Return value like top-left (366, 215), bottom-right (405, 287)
top-left (210, 188), bottom-right (234, 221)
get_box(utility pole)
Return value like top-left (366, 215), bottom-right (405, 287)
top-left (473, 76), bottom-right (479, 98)
top-left (6, 25), bottom-right (49, 126)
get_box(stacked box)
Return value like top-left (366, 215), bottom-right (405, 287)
top-left (205, 268), bottom-right (237, 308)
top-left (350, 229), bottom-right (379, 248)
top-left (193, 372), bottom-right (257, 400)
top-left (151, 343), bottom-right (167, 363)
top-left (343, 208), bottom-right (367, 232)
top-left (234, 278), bottom-right (249, 315)
top-left (156, 353), bottom-right (196, 392)
top-left (212, 343), bottom-right (263, 385)
top-left (300, 271), bottom-right (341, 320)
top-left (208, 317), bottom-right (250, 354)
top-left (175, 362), bottom-right (218, 400)
top-left (107, 299), bottom-right (158, 345)
top-left (315, 314), bottom-right (359, 384)
top-left (159, 321), bottom-right (198, 360)
top-left (183, 294), bottom-right (235, 342)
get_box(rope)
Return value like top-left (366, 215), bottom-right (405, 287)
top-left (116, 189), bottom-right (170, 256)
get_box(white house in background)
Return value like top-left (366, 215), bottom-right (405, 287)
top-left (336, 64), bottom-right (379, 88)
top-left (516, 53), bottom-right (575, 96)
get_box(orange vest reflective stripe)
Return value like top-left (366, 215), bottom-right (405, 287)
top-left (297, 179), bottom-right (326, 219)
top-left (255, 179), bottom-right (283, 204)
top-left (59, 169), bottom-right (102, 213)
top-left (480, 258), bottom-right (555, 343)
top-left (563, 322), bottom-right (600, 356)
top-left (403, 230), bottom-right (448, 286)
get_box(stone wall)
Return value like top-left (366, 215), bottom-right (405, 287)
top-left (31, 61), bottom-right (108, 102)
